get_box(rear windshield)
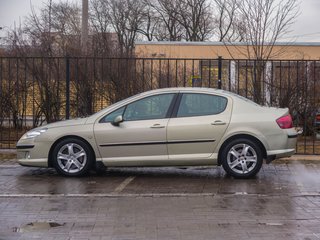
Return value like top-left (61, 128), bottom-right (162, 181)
top-left (224, 91), bottom-right (261, 107)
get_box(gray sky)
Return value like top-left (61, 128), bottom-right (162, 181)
top-left (1, 0), bottom-right (320, 42)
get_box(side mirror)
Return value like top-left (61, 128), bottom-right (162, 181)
top-left (112, 115), bottom-right (123, 126)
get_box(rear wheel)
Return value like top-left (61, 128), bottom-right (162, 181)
top-left (221, 138), bottom-right (263, 179)
top-left (52, 138), bottom-right (94, 177)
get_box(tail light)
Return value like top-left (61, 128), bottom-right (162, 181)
top-left (316, 115), bottom-right (320, 121)
top-left (276, 114), bottom-right (293, 129)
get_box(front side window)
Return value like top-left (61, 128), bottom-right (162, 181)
top-left (123, 94), bottom-right (175, 121)
top-left (177, 93), bottom-right (227, 117)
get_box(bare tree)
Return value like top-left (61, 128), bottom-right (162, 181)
top-left (146, 0), bottom-right (184, 41)
top-left (212, 0), bottom-right (244, 42)
top-left (107, 0), bottom-right (145, 55)
top-left (175, 0), bottom-right (213, 41)
top-left (236, 0), bottom-right (299, 60)
top-left (136, 2), bottom-right (160, 41)
top-left (224, 0), bottom-right (299, 104)
top-left (90, 0), bottom-right (117, 56)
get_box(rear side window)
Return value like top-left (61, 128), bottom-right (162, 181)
top-left (177, 93), bottom-right (227, 117)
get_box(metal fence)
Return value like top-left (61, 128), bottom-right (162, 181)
top-left (0, 56), bottom-right (320, 154)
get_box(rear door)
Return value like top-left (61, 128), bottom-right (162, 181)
top-left (167, 92), bottom-right (232, 160)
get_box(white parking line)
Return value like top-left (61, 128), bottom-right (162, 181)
top-left (0, 193), bottom-right (216, 198)
top-left (0, 192), bottom-right (319, 198)
top-left (0, 165), bottom-right (20, 168)
top-left (112, 176), bottom-right (135, 193)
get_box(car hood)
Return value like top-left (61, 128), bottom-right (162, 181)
top-left (43, 117), bottom-right (88, 129)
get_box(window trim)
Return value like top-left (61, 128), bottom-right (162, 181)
top-left (99, 93), bottom-right (179, 123)
top-left (99, 106), bottom-right (127, 123)
top-left (171, 93), bottom-right (228, 118)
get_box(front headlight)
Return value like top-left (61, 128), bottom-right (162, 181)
top-left (21, 128), bottom-right (48, 140)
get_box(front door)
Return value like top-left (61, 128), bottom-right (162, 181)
top-left (94, 93), bottom-right (177, 165)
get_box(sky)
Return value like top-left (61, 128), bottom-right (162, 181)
top-left (1, 0), bottom-right (320, 42)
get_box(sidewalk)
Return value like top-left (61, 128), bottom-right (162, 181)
top-left (0, 150), bottom-right (17, 165)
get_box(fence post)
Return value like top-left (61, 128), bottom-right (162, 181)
top-left (65, 56), bottom-right (70, 120)
top-left (218, 56), bottom-right (222, 89)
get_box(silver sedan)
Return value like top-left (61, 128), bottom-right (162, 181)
top-left (16, 88), bottom-right (298, 178)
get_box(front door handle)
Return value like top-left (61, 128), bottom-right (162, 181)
top-left (150, 124), bottom-right (165, 128)
top-left (211, 120), bottom-right (226, 125)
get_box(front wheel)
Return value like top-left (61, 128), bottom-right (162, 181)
top-left (52, 138), bottom-right (94, 177)
top-left (221, 138), bottom-right (263, 179)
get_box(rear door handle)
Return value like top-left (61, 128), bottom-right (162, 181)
top-left (150, 124), bottom-right (165, 128)
top-left (211, 120), bottom-right (226, 125)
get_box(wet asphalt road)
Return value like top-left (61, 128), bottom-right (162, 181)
top-left (1, 161), bottom-right (320, 240)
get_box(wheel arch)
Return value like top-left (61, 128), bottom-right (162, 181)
top-left (48, 135), bottom-right (96, 167)
top-left (217, 134), bottom-right (267, 165)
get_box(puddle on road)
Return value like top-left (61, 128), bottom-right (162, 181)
top-left (13, 222), bottom-right (65, 233)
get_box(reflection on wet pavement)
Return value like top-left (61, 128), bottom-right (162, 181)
top-left (1, 161), bottom-right (320, 239)
top-left (0, 161), bottom-right (320, 196)
top-left (13, 222), bottom-right (65, 233)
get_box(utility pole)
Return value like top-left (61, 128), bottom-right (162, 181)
top-left (81, 0), bottom-right (88, 55)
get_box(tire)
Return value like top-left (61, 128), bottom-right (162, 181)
top-left (221, 138), bottom-right (263, 179)
top-left (52, 138), bottom-right (94, 177)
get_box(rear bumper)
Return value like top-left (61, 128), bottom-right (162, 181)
top-left (266, 148), bottom-right (295, 164)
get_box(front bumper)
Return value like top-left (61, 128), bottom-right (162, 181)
top-left (18, 158), bottom-right (48, 167)
top-left (16, 140), bottom-right (50, 168)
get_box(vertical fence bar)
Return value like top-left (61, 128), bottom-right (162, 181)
top-left (228, 60), bottom-right (231, 91)
top-left (209, 59), bottom-right (212, 88)
top-left (65, 56), bottom-right (70, 120)
top-left (296, 61), bottom-right (299, 153)
top-left (167, 59), bottom-right (170, 87)
top-left (0, 58), bottom-right (2, 148)
top-left (159, 59), bottom-right (162, 88)
top-left (142, 59), bottom-right (145, 91)
top-left (8, 59), bottom-right (11, 147)
top-left (93, 58), bottom-right (96, 113)
top-left (23, 58), bottom-right (27, 130)
top-left (192, 60), bottom-right (195, 84)
top-left (175, 59), bottom-right (178, 87)
top-left (16, 58), bottom-right (19, 144)
top-left (108, 58), bottom-right (112, 103)
top-left (183, 59), bottom-right (186, 87)
top-left (101, 58), bottom-right (104, 110)
top-left (245, 60), bottom-right (248, 98)
top-left (32, 58), bottom-right (35, 128)
top-left (150, 59), bottom-right (153, 89)
top-left (200, 60), bottom-right (203, 87)
top-left (270, 61), bottom-right (274, 106)
top-left (76, 58), bottom-right (79, 116)
top-left (279, 61), bottom-right (282, 103)
top-left (57, 58), bottom-right (60, 119)
top-left (304, 61), bottom-right (308, 154)
top-left (218, 56), bottom-right (222, 89)
top-left (313, 60), bottom-right (316, 154)
top-left (237, 60), bottom-right (240, 94)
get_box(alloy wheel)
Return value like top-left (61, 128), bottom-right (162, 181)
top-left (226, 143), bottom-right (257, 175)
top-left (57, 143), bottom-right (87, 174)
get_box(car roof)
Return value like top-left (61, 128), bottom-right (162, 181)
top-left (139, 87), bottom-right (229, 96)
